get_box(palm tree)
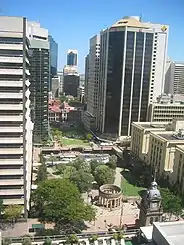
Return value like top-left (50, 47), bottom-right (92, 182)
top-left (66, 234), bottom-right (79, 244)
top-left (112, 233), bottom-right (118, 240)
top-left (22, 237), bottom-right (32, 245)
top-left (43, 238), bottom-right (52, 245)
top-left (90, 234), bottom-right (99, 243)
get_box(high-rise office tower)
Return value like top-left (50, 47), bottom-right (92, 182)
top-left (84, 35), bottom-right (100, 130)
top-left (63, 74), bottom-right (80, 97)
top-left (48, 35), bottom-right (58, 91)
top-left (174, 62), bottom-right (184, 94)
top-left (49, 35), bottom-right (58, 76)
top-left (0, 16), bottom-right (33, 217)
top-left (97, 16), bottom-right (169, 137)
top-left (164, 61), bottom-right (184, 95)
top-left (29, 22), bottom-right (50, 143)
top-left (67, 49), bottom-right (78, 66)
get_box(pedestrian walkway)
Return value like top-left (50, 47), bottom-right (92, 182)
top-left (114, 167), bottom-right (123, 187)
top-left (95, 203), bottom-right (139, 217)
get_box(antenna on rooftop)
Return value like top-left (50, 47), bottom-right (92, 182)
top-left (140, 14), bottom-right (143, 22)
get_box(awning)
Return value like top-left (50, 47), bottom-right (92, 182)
top-left (140, 226), bottom-right (153, 242)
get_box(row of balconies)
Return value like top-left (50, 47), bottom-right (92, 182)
top-left (0, 104), bottom-right (23, 110)
top-left (0, 159), bottom-right (23, 165)
top-left (0, 56), bottom-right (23, 63)
top-left (0, 189), bottom-right (24, 196)
top-left (0, 92), bottom-right (23, 99)
top-left (0, 148), bottom-right (23, 154)
top-left (0, 179), bottom-right (24, 185)
top-left (3, 198), bottom-right (24, 205)
top-left (0, 115), bottom-right (23, 121)
top-left (0, 168), bottom-right (23, 175)
top-left (0, 126), bottom-right (23, 132)
top-left (0, 68), bottom-right (30, 75)
top-left (0, 137), bottom-right (23, 144)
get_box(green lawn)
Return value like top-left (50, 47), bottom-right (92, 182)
top-left (61, 137), bottom-right (90, 146)
top-left (121, 170), bottom-right (145, 196)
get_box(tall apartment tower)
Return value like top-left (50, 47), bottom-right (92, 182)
top-left (29, 22), bottom-right (50, 143)
top-left (84, 55), bottom-right (89, 103)
top-left (48, 35), bottom-right (58, 91)
top-left (97, 16), bottom-right (169, 137)
top-left (0, 16), bottom-right (33, 217)
top-left (84, 35), bottom-right (100, 130)
top-left (67, 49), bottom-right (78, 66)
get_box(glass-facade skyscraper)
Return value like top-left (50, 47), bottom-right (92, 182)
top-left (29, 22), bottom-right (50, 143)
top-left (97, 16), bottom-right (168, 137)
top-left (67, 49), bottom-right (78, 66)
top-left (49, 35), bottom-right (58, 76)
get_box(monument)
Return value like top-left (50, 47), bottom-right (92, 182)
top-left (98, 184), bottom-right (122, 210)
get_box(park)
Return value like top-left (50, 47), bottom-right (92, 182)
top-left (0, 143), bottom-right (184, 244)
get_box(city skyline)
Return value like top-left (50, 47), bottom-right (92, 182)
top-left (1, 0), bottom-right (184, 72)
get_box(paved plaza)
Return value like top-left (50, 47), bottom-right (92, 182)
top-left (85, 202), bottom-right (139, 232)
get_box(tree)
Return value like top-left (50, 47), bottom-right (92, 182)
top-left (161, 188), bottom-right (183, 219)
top-left (2, 238), bottom-right (11, 245)
top-left (4, 205), bottom-right (22, 223)
top-left (66, 234), bottom-right (79, 244)
top-left (107, 155), bottom-right (117, 170)
top-left (39, 153), bottom-right (45, 164)
top-left (22, 237), bottom-right (32, 245)
top-left (90, 160), bottom-right (100, 175)
top-left (86, 133), bottom-right (93, 141)
top-left (36, 162), bottom-right (47, 183)
top-left (90, 234), bottom-right (98, 242)
top-left (59, 94), bottom-right (67, 103)
top-left (94, 165), bottom-right (115, 186)
top-left (72, 158), bottom-right (91, 173)
top-left (70, 170), bottom-right (94, 193)
top-left (43, 238), bottom-right (52, 245)
top-left (32, 179), bottom-right (96, 230)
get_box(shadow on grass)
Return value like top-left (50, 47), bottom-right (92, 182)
top-left (121, 169), bottom-right (149, 189)
top-left (138, 189), bottom-right (147, 197)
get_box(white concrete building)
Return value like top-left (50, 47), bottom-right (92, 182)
top-left (147, 103), bottom-right (184, 123)
top-left (146, 22), bottom-right (169, 102)
top-left (140, 221), bottom-right (184, 245)
top-left (0, 16), bottom-right (33, 217)
top-left (84, 34), bottom-right (100, 131)
top-left (77, 86), bottom-right (84, 102)
top-left (173, 62), bottom-right (184, 94)
top-left (164, 61), bottom-right (184, 95)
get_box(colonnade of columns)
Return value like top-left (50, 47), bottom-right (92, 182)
top-left (99, 195), bottom-right (121, 209)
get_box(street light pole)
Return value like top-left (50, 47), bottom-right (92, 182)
top-left (119, 201), bottom-right (123, 228)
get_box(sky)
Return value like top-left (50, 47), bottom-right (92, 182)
top-left (1, 0), bottom-right (184, 73)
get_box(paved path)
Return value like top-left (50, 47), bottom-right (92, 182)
top-left (114, 167), bottom-right (122, 187)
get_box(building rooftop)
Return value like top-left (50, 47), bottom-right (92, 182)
top-left (157, 132), bottom-right (184, 141)
top-left (111, 16), bottom-right (150, 29)
top-left (153, 221), bottom-right (184, 245)
top-left (132, 122), bottom-right (168, 130)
